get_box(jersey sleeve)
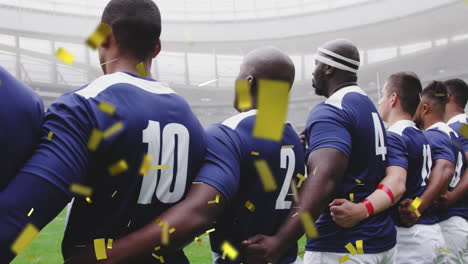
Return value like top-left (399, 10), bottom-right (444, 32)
top-left (426, 130), bottom-right (456, 164)
top-left (304, 104), bottom-right (352, 159)
top-left (194, 124), bottom-right (243, 203)
top-left (386, 132), bottom-right (408, 169)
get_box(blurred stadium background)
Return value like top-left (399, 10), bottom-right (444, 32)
top-left (1, 0), bottom-right (468, 263)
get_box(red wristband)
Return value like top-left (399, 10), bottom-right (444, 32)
top-left (377, 184), bottom-right (395, 204)
top-left (361, 199), bottom-right (374, 216)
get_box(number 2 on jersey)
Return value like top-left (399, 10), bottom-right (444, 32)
top-left (138, 120), bottom-right (190, 204)
top-left (275, 148), bottom-right (296, 210)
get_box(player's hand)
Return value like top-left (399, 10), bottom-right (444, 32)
top-left (435, 191), bottom-right (455, 210)
top-left (398, 198), bottom-right (419, 227)
top-left (299, 130), bottom-right (307, 150)
top-left (242, 234), bottom-right (284, 263)
top-left (329, 199), bottom-right (367, 228)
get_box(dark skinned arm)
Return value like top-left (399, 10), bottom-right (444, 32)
top-left (65, 183), bottom-right (225, 264)
top-left (242, 148), bottom-right (348, 263)
top-left (399, 159), bottom-right (454, 227)
top-left (436, 151), bottom-right (468, 209)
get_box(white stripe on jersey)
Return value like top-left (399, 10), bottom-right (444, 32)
top-left (222, 110), bottom-right (257, 130)
top-left (76, 72), bottom-right (175, 99)
top-left (325, 85), bottom-right (367, 109)
top-left (447, 113), bottom-right (468, 125)
top-left (388, 120), bottom-right (418, 136)
top-left (427, 122), bottom-right (458, 137)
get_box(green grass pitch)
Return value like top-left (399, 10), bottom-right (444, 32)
top-left (12, 209), bottom-right (306, 263)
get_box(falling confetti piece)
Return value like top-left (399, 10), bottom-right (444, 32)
top-left (86, 197), bottom-right (93, 204)
top-left (355, 179), bottom-right (361, 184)
top-left (93, 238), bottom-right (107, 260)
top-left (47, 131), bottom-right (53, 141)
top-left (152, 253), bottom-right (165, 263)
top-left (349, 193), bottom-right (355, 202)
top-left (435, 93), bottom-right (446, 97)
top-left (205, 228), bottom-right (215, 234)
top-left (221, 241), bottom-right (238, 260)
top-left (459, 124), bottom-right (468, 138)
top-left (345, 242), bottom-right (357, 255)
top-left (439, 249), bottom-right (452, 253)
top-left (169, 227), bottom-right (176, 234)
top-left (136, 62), bottom-right (147, 77)
top-left (208, 195), bottom-right (220, 204)
top-left (250, 151), bottom-right (260, 156)
top-left (313, 166), bottom-right (318, 175)
top-left (282, 145), bottom-right (294, 149)
top-left (356, 240), bottom-right (364, 254)
top-left (111, 190), bottom-right (118, 198)
top-left (409, 197), bottom-right (422, 217)
top-left (107, 239), bottom-right (113, 249)
top-left (235, 80), bottom-right (252, 111)
top-left (296, 173), bottom-right (306, 188)
top-left (27, 208), bottom-right (34, 217)
top-left (98, 102), bottom-right (116, 115)
top-left (140, 154), bottom-right (152, 175)
top-left (103, 122), bottom-right (124, 139)
top-left (88, 129), bottom-right (103, 151)
top-left (154, 246), bottom-right (160, 251)
top-left (299, 212), bottom-right (318, 239)
top-left (252, 79), bottom-right (290, 142)
top-left (245, 201), bottom-right (256, 212)
top-left (69, 184), bottom-right (93, 197)
top-left (254, 160), bottom-right (277, 192)
top-left (55, 48), bottom-right (75, 65)
top-left (161, 221), bottom-right (169, 245)
top-left (338, 255), bottom-right (350, 263)
top-left (11, 224), bottom-right (39, 255)
top-left (151, 164), bottom-right (170, 170)
top-left (108, 160), bottom-right (128, 176)
top-left (194, 237), bottom-right (202, 243)
top-left (86, 23), bottom-right (112, 49)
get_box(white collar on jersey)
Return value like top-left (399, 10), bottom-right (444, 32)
top-left (426, 121), bottom-right (455, 137)
top-left (387, 120), bottom-right (418, 136)
top-left (325, 85), bottom-right (367, 109)
top-left (447, 113), bottom-right (468, 125)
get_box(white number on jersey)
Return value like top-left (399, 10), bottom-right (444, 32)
top-left (420, 144), bottom-right (432, 186)
top-left (138, 121), bottom-right (190, 204)
top-left (372, 112), bottom-right (387, 161)
top-left (450, 152), bottom-right (463, 188)
top-left (275, 148), bottom-right (296, 210)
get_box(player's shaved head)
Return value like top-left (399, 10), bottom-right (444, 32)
top-left (385, 72), bottom-right (422, 116)
top-left (102, 0), bottom-right (161, 61)
top-left (313, 39), bottom-right (360, 97)
top-left (444, 79), bottom-right (468, 109)
top-left (239, 46), bottom-right (295, 88)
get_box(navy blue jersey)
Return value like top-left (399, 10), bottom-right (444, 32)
top-left (427, 121), bottom-right (467, 220)
top-left (0, 67), bottom-right (43, 190)
top-left (304, 85), bottom-right (396, 253)
top-left (195, 110), bottom-right (305, 264)
top-left (0, 72), bottom-right (206, 262)
top-left (386, 120), bottom-right (438, 225)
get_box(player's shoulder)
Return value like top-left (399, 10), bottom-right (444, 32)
top-left (221, 110), bottom-right (257, 131)
top-left (0, 66), bottom-right (43, 107)
top-left (447, 113), bottom-right (468, 126)
top-left (324, 85), bottom-right (368, 110)
top-left (388, 120), bottom-right (419, 137)
top-left (426, 122), bottom-right (456, 138)
top-left (75, 72), bottom-right (176, 100)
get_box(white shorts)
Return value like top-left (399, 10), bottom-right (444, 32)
top-left (395, 224), bottom-right (445, 264)
top-left (438, 216), bottom-right (468, 264)
top-left (304, 247), bottom-right (395, 264)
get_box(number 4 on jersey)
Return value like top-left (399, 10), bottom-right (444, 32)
top-left (372, 113), bottom-right (387, 161)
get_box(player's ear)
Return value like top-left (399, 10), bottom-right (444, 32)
top-left (152, 39), bottom-right (161, 59)
top-left (325, 65), bottom-right (335, 76)
top-left (390, 93), bottom-right (398, 107)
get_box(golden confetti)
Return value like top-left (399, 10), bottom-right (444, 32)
top-left (345, 242), bottom-right (357, 255)
top-left (55, 47), bottom-right (75, 65)
top-left (205, 228), bottom-right (215, 234)
top-left (282, 145), bottom-right (294, 149)
top-left (221, 241), bottom-right (238, 260)
top-left (93, 238), bottom-right (107, 260)
top-left (245, 201), bottom-right (256, 212)
top-left (154, 246), bottom-right (160, 251)
top-left (250, 151), bottom-right (260, 156)
top-left (47, 131), bottom-right (53, 141)
top-left (70, 184), bottom-right (93, 197)
top-left (339, 255), bottom-right (350, 263)
top-left (439, 249), bottom-right (452, 253)
top-left (103, 122), bottom-right (123, 139)
top-left (111, 190), bottom-right (118, 198)
top-left (296, 173), bottom-right (306, 188)
top-left (252, 80), bottom-right (290, 142)
top-left (88, 129), bottom-right (103, 151)
top-left (169, 227), bottom-right (176, 234)
top-left (136, 62), bottom-right (147, 77)
top-left (435, 93), bottom-right (446, 97)
top-left (355, 179), bottom-right (361, 184)
top-left (356, 240), bottom-right (364, 254)
top-left (349, 193), bottom-right (355, 202)
top-left (86, 197), bottom-right (93, 204)
top-left (208, 195), bottom-right (220, 204)
top-left (86, 23), bottom-right (112, 49)
top-left (161, 221), bottom-right (169, 245)
top-left (98, 102), bottom-right (116, 115)
top-left (27, 208), bottom-right (34, 217)
top-left (299, 212), bottom-right (318, 239)
top-left (297, 250), bottom-right (305, 256)
top-left (11, 224), bottom-right (39, 255)
top-left (409, 197), bottom-right (422, 217)
top-left (254, 160), bottom-right (277, 192)
top-left (313, 166), bottom-right (318, 175)
top-left (194, 237), bottom-right (202, 243)
top-left (459, 124), bottom-right (468, 138)
top-left (107, 239), bottom-right (113, 249)
top-left (152, 253), bottom-right (165, 263)
top-left (108, 160), bottom-right (128, 176)
top-left (151, 164), bottom-right (170, 170)
top-left (139, 154), bottom-right (152, 175)
top-left (235, 80), bottom-right (252, 111)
